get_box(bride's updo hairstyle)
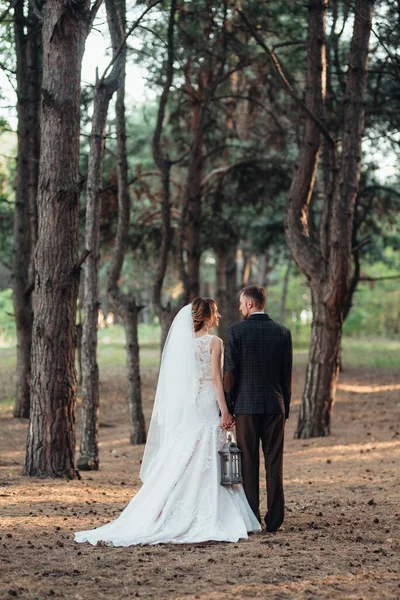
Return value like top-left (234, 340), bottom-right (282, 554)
top-left (191, 297), bottom-right (218, 332)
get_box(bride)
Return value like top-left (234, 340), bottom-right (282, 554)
top-left (74, 297), bottom-right (261, 546)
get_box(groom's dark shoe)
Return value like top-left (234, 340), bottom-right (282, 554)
top-left (264, 514), bottom-right (284, 532)
top-left (264, 501), bottom-right (284, 532)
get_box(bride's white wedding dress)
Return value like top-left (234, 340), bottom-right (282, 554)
top-left (75, 319), bottom-right (261, 546)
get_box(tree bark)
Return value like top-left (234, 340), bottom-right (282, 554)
top-left (284, 0), bottom-right (374, 438)
top-left (24, 0), bottom-right (91, 477)
top-left (215, 243), bottom-right (237, 340)
top-left (78, 86), bottom-right (119, 470)
top-left (215, 247), bottom-right (228, 340)
top-left (179, 88), bottom-right (210, 301)
top-left (225, 245), bottom-right (238, 326)
top-left (78, 3), bottom-right (124, 470)
top-left (26, 1), bottom-right (42, 287)
top-left (279, 258), bottom-right (291, 326)
top-left (76, 321), bottom-right (83, 386)
top-left (12, 0), bottom-right (42, 419)
top-left (151, 0), bottom-right (180, 351)
top-left (107, 0), bottom-right (146, 445)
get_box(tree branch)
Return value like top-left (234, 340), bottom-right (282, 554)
top-left (238, 8), bottom-right (335, 147)
top-left (152, 0), bottom-right (176, 169)
top-left (71, 249), bottom-right (91, 274)
top-left (201, 157), bottom-right (274, 188)
top-left (360, 185), bottom-right (400, 199)
top-left (359, 274), bottom-right (400, 282)
top-left (272, 40), bottom-right (305, 51)
top-left (29, 0), bottom-right (43, 23)
top-left (99, 0), bottom-right (163, 86)
top-left (88, 0), bottom-right (103, 32)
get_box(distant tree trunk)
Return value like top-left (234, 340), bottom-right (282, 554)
top-left (78, 69), bottom-right (121, 471)
top-left (26, 1), bottom-right (42, 286)
top-left (257, 254), bottom-right (266, 286)
top-left (184, 139), bottom-right (202, 300)
top-left (242, 253), bottom-right (251, 286)
top-left (215, 242), bottom-right (237, 339)
top-left (107, 0), bottom-right (146, 444)
top-left (76, 321), bottom-right (83, 386)
top-left (259, 250), bottom-right (274, 289)
top-left (12, 0), bottom-right (42, 419)
top-left (279, 258), bottom-right (291, 325)
top-left (215, 246), bottom-right (228, 339)
top-left (180, 86), bottom-right (210, 301)
top-left (284, 0), bottom-right (374, 438)
top-left (24, 0), bottom-right (93, 478)
top-left (151, 0), bottom-right (180, 351)
top-left (78, 0), bottom-right (125, 470)
top-left (225, 245), bottom-right (238, 325)
top-left (236, 248), bottom-right (244, 287)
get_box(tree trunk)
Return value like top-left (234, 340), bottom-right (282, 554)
top-left (215, 247), bottom-right (228, 340)
top-left (180, 90), bottom-right (210, 301)
top-left (76, 322), bottom-right (83, 387)
top-left (242, 253), bottom-right (251, 286)
top-left (78, 2), bottom-right (123, 470)
top-left (236, 248), bottom-right (244, 288)
top-left (216, 243), bottom-right (237, 340)
top-left (124, 303), bottom-right (146, 444)
top-left (27, 1), bottom-right (42, 287)
top-left (24, 0), bottom-right (91, 478)
top-left (257, 254), bottom-right (266, 286)
top-left (151, 0), bottom-right (180, 352)
top-left (279, 258), bottom-right (291, 326)
top-left (225, 245), bottom-right (238, 326)
top-left (12, 0), bottom-right (42, 419)
top-left (78, 80), bottom-right (120, 471)
top-left (284, 0), bottom-right (374, 438)
top-left (107, 0), bottom-right (146, 444)
top-left (296, 284), bottom-right (342, 438)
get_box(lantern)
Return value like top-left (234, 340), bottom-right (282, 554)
top-left (218, 434), bottom-right (243, 485)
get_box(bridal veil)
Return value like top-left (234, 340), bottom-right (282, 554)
top-left (140, 304), bottom-right (201, 482)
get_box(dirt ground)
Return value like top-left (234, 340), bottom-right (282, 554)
top-left (1, 363), bottom-right (399, 600)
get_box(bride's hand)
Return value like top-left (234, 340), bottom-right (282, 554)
top-left (220, 411), bottom-right (234, 431)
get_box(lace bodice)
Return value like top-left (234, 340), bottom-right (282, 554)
top-left (195, 334), bottom-right (213, 380)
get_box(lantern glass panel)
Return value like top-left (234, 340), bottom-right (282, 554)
top-left (223, 455), bottom-right (230, 478)
top-left (233, 456), bottom-right (238, 479)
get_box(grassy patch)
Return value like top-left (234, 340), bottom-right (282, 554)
top-left (341, 337), bottom-right (400, 368)
top-left (0, 396), bottom-right (15, 411)
top-left (0, 327), bottom-right (398, 384)
top-left (98, 324), bottom-right (160, 369)
top-left (0, 349), bottom-right (16, 370)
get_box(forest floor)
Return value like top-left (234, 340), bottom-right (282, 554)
top-left (0, 351), bottom-right (400, 600)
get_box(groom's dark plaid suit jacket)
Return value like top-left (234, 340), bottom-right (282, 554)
top-left (223, 314), bottom-right (292, 418)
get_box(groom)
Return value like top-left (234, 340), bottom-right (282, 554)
top-left (223, 284), bottom-right (292, 532)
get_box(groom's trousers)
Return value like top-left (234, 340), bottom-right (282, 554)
top-left (235, 414), bottom-right (285, 532)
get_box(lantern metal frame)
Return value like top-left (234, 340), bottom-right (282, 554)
top-left (218, 434), bottom-right (243, 485)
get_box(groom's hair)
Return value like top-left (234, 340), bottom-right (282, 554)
top-left (240, 285), bottom-right (267, 309)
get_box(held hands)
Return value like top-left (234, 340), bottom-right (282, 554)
top-left (220, 411), bottom-right (235, 431)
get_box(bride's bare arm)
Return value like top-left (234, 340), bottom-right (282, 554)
top-left (210, 337), bottom-right (234, 430)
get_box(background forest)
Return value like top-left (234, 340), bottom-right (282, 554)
top-left (1, 2), bottom-right (400, 600)
top-left (0, 0), bottom-right (399, 467)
